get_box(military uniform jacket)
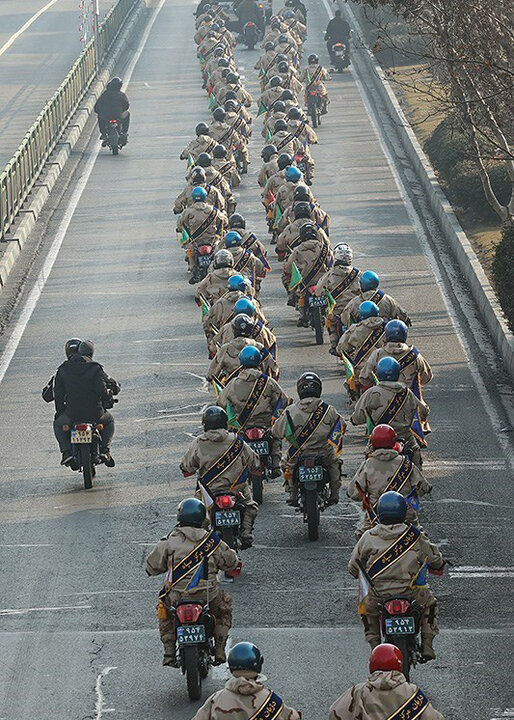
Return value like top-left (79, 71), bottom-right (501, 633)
top-left (272, 397), bottom-right (345, 456)
top-left (180, 134), bottom-right (216, 160)
top-left (336, 316), bottom-right (386, 372)
top-left (360, 342), bottom-right (432, 388)
top-left (282, 239), bottom-right (333, 287)
top-left (315, 265), bottom-right (361, 314)
top-left (351, 381), bottom-right (428, 438)
top-left (218, 368), bottom-right (289, 427)
top-left (341, 290), bottom-right (409, 329)
top-left (196, 267), bottom-right (236, 304)
top-left (208, 337), bottom-right (278, 381)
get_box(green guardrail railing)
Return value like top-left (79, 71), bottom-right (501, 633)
top-left (0, 0), bottom-right (139, 242)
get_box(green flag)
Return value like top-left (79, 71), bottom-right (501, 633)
top-left (257, 102), bottom-right (267, 117)
top-left (325, 290), bottom-right (336, 314)
top-left (208, 93), bottom-right (216, 110)
top-left (266, 127), bottom-right (272, 142)
top-left (187, 154), bottom-right (195, 169)
top-left (212, 378), bottom-right (223, 397)
top-left (342, 353), bottom-right (354, 382)
top-left (288, 262), bottom-right (303, 291)
top-left (201, 297), bottom-right (210, 319)
top-left (226, 399), bottom-right (241, 429)
top-left (258, 67), bottom-right (265, 77)
top-left (366, 414), bottom-right (375, 436)
top-left (273, 203), bottom-right (282, 229)
top-left (285, 415), bottom-right (297, 446)
top-left (179, 226), bottom-right (190, 246)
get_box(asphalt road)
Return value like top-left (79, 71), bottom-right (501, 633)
top-left (0, 0), bottom-right (513, 719)
top-left (0, 0), bottom-right (116, 168)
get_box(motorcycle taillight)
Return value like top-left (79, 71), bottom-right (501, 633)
top-left (176, 604), bottom-right (203, 623)
top-left (384, 599), bottom-right (411, 615)
top-left (215, 494), bottom-right (236, 509)
top-left (109, 119), bottom-right (117, 124)
top-left (246, 427), bottom-right (265, 440)
top-left (303, 457), bottom-right (316, 468)
top-left (309, 91), bottom-right (317, 96)
top-left (247, 21), bottom-right (255, 26)
top-left (74, 423), bottom-right (91, 431)
top-left (308, 285), bottom-right (317, 294)
top-left (198, 245), bottom-right (212, 256)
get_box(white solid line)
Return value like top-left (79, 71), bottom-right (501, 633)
top-left (0, 0), bottom-right (60, 58)
top-left (95, 666), bottom-right (117, 720)
top-left (450, 572), bottom-right (514, 579)
top-left (0, 0), bottom-right (167, 387)
top-left (0, 605), bottom-right (91, 616)
top-left (0, 543), bottom-right (56, 548)
top-left (451, 566), bottom-right (514, 572)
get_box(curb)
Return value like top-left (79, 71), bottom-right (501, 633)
top-left (0, 0), bottom-right (147, 289)
top-left (339, 1), bottom-right (514, 384)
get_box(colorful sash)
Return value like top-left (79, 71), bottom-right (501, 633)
top-left (398, 346), bottom-right (419, 371)
top-left (368, 457), bottom-right (414, 526)
top-left (216, 161), bottom-right (233, 178)
top-left (387, 688), bottom-right (430, 720)
top-left (367, 525), bottom-right (420, 581)
top-left (236, 373), bottom-right (270, 428)
top-left (306, 65), bottom-right (323, 88)
top-left (163, 531), bottom-right (220, 588)
top-left (375, 386), bottom-right (409, 427)
top-left (352, 322), bottom-right (386, 365)
top-left (297, 243), bottom-right (330, 291)
top-left (287, 402), bottom-right (330, 461)
top-left (350, 290), bottom-right (384, 324)
top-left (330, 267), bottom-right (359, 301)
top-left (191, 207), bottom-right (218, 242)
top-left (250, 691), bottom-right (284, 720)
top-left (199, 436), bottom-right (244, 487)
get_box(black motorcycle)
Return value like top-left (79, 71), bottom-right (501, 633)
top-left (69, 422), bottom-right (102, 489)
top-left (211, 492), bottom-right (245, 549)
top-left (172, 600), bottom-right (215, 700)
top-left (105, 118), bottom-right (124, 155)
top-left (293, 456), bottom-right (330, 540)
top-left (306, 90), bottom-right (322, 128)
top-left (330, 40), bottom-right (351, 72)
top-left (378, 596), bottom-right (424, 680)
top-left (242, 426), bottom-right (272, 504)
top-left (242, 21), bottom-right (260, 49)
top-left (196, 243), bottom-right (214, 280)
top-left (300, 287), bottom-right (327, 345)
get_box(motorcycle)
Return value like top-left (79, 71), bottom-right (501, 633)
top-left (69, 421), bottom-right (103, 489)
top-left (196, 243), bottom-right (214, 281)
top-left (242, 21), bottom-right (259, 49)
top-left (299, 286), bottom-right (327, 344)
top-left (105, 118), bottom-right (124, 155)
top-left (306, 90), bottom-right (322, 128)
top-left (211, 492), bottom-right (245, 549)
top-left (378, 596), bottom-right (423, 680)
top-left (330, 40), bottom-right (351, 72)
top-left (242, 427), bottom-right (272, 504)
top-left (172, 600), bottom-right (215, 700)
top-left (293, 455), bottom-right (329, 540)
top-left (232, 142), bottom-right (248, 175)
top-left (294, 149), bottom-right (311, 186)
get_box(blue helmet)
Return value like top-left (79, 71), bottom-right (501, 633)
top-left (239, 346), bottom-right (262, 368)
top-left (376, 356), bottom-right (401, 382)
top-left (385, 319), bottom-right (408, 343)
top-left (225, 231), bottom-right (242, 248)
top-left (377, 491), bottom-right (407, 524)
top-left (191, 186), bottom-right (207, 202)
top-left (177, 497), bottom-right (207, 527)
top-left (358, 301), bottom-right (380, 321)
top-left (360, 271), bottom-right (380, 292)
top-left (227, 274), bottom-right (246, 292)
top-left (285, 165), bottom-right (302, 183)
top-left (228, 642), bottom-right (264, 673)
top-left (234, 298), bottom-right (255, 317)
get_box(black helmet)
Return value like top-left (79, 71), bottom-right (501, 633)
top-left (297, 371), bottom-right (322, 399)
top-left (224, 99), bottom-right (238, 113)
top-left (190, 166), bottom-right (207, 184)
top-left (213, 143), bottom-right (227, 159)
top-left (272, 100), bottom-right (286, 114)
top-left (275, 53), bottom-right (288, 63)
top-left (377, 491), bottom-right (407, 525)
top-left (65, 338), bottom-right (82, 359)
top-left (226, 71), bottom-right (239, 85)
top-left (218, 57), bottom-right (230, 68)
top-left (280, 89), bottom-right (294, 101)
top-left (277, 152), bottom-right (293, 170)
top-left (265, 41), bottom-right (275, 51)
top-left (232, 313), bottom-right (255, 337)
top-left (287, 107), bottom-right (301, 120)
top-left (78, 340), bottom-right (95, 358)
top-left (293, 184), bottom-right (310, 201)
top-left (107, 76), bottom-right (122, 91)
top-left (229, 212), bottom-right (246, 229)
top-left (294, 201), bottom-right (311, 220)
top-left (269, 75), bottom-right (282, 88)
top-left (228, 642), bottom-right (264, 673)
top-left (299, 222), bottom-right (317, 241)
top-left (177, 497), bottom-right (206, 528)
top-left (195, 122), bottom-right (209, 136)
top-left (213, 107), bottom-right (226, 122)
top-left (202, 405), bottom-right (228, 430)
top-left (224, 90), bottom-right (237, 101)
top-left (274, 119), bottom-right (288, 133)
top-left (196, 152), bottom-right (212, 168)
top-left (308, 53), bottom-right (319, 64)
top-left (277, 33), bottom-right (289, 43)
top-left (277, 61), bottom-right (289, 73)
top-left (221, 68), bottom-right (230, 79)
top-left (261, 144), bottom-right (278, 161)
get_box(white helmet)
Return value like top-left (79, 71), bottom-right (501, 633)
top-left (333, 243), bottom-right (353, 266)
top-left (213, 249), bottom-right (234, 269)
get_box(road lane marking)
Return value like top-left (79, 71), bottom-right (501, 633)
top-left (0, 543), bottom-right (56, 548)
top-left (0, 0), bottom-right (167, 386)
top-left (450, 566), bottom-right (514, 578)
top-left (95, 666), bottom-right (117, 720)
top-left (0, 0), bottom-right (60, 58)
top-left (0, 604), bottom-right (91, 616)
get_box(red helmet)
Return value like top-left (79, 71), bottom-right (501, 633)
top-left (370, 424), bottom-right (397, 449)
top-left (369, 644), bottom-right (403, 673)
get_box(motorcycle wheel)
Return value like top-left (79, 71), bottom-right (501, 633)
top-left (311, 307), bottom-right (324, 345)
top-left (221, 527), bottom-right (236, 549)
top-left (305, 488), bottom-right (320, 541)
top-left (391, 636), bottom-right (411, 681)
top-left (251, 472), bottom-right (263, 505)
top-left (308, 103), bottom-right (318, 128)
top-left (80, 444), bottom-right (93, 490)
top-left (199, 649), bottom-right (209, 679)
top-left (184, 645), bottom-right (202, 701)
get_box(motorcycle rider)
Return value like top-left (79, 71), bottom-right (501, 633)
top-left (262, 100), bottom-right (287, 139)
top-left (286, 106), bottom-right (318, 145)
top-left (351, 357), bottom-right (429, 468)
top-left (235, 0), bottom-right (263, 31)
top-left (348, 424), bottom-right (431, 537)
top-left (261, 76), bottom-right (288, 113)
top-left (270, 122), bottom-right (303, 161)
top-left (328, 643), bottom-right (445, 720)
top-left (181, 406), bottom-right (260, 548)
top-left (228, 213), bottom-right (270, 268)
top-left (180, 122), bottom-right (217, 162)
top-left (212, 143), bottom-right (241, 187)
top-left (300, 54), bottom-right (331, 112)
top-left (262, 152), bottom-right (293, 210)
top-left (258, 144), bottom-right (279, 186)
top-left (42, 337), bottom-right (81, 403)
top-left (255, 41), bottom-right (278, 77)
top-left (272, 372), bottom-right (345, 505)
top-left (315, 243), bottom-right (361, 354)
top-left (94, 76), bottom-right (130, 146)
top-left (348, 491), bottom-right (445, 660)
top-left (194, 152), bottom-right (235, 209)
top-left (217, 72), bottom-right (253, 107)
top-left (177, 187), bottom-right (226, 282)
top-left (217, 346), bottom-right (290, 477)
top-left (325, 9), bottom-right (351, 62)
top-left (360, 319), bottom-right (433, 389)
top-left (224, 91), bottom-right (253, 125)
top-left (224, 231), bottom-right (267, 291)
top-left (336, 301), bottom-right (386, 390)
top-left (276, 60), bottom-right (304, 97)
top-left (53, 340), bottom-right (120, 469)
top-left (145, 497), bottom-right (239, 666)
top-left (211, 303), bottom-right (277, 358)
top-left (272, 166), bottom-right (307, 229)
top-left (276, 200), bottom-right (328, 260)
top-left (278, 184), bottom-right (329, 233)
top-left (193, 642), bottom-right (301, 720)
top-left (196, 249), bottom-right (236, 305)
top-left (203, 274), bottom-right (251, 341)
top-left (340, 271), bottom-right (411, 329)
top-left (208, 314), bottom-right (279, 385)
top-left (278, 88), bottom-right (298, 113)
top-left (174, 166), bottom-right (226, 215)
top-left (282, 222), bottom-right (333, 326)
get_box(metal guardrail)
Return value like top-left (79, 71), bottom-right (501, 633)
top-left (0, 0), bottom-right (139, 241)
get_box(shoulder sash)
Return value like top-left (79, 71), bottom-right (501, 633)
top-left (368, 456), bottom-right (414, 526)
top-left (386, 688), bottom-right (430, 720)
top-left (164, 531), bottom-right (221, 587)
top-left (237, 373), bottom-right (270, 428)
top-left (191, 206), bottom-right (218, 241)
top-left (353, 322), bottom-right (386, 365)
top-left (367, 525), bottom-right (421, 580)
top-left (398, 347), bottom-right (419, 371)
top-left (306, 65), bottom-right (323, 88)
top-left (298, 243), bottom-right (330, 291)
top-left (287, 401), bottom-right (330, 461)
top-left (375, 386), bottom-right (409, 427)
top-left (250, 691), bottom-right (284, 720)
top-left (330, 267), bottom-right (359, 300)
top-left (199, 436), bottom-right (244, 487)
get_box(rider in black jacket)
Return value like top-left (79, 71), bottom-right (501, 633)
top-left (94, 77), bottom-right (130, 146)
top-left (53, 340), bottom-right (120, 469)
top-left (325, 10), bottom-right (351, 61)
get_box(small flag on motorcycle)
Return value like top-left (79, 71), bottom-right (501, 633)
top-left (288, 263), bottom-right (303, 291)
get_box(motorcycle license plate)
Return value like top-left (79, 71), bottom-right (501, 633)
top-left (71, 429), bottom-right (92, 444)
top-left (385, 617), bottom-right (416, 635)
top-left (215, 510), bottom-right (241, 526)
top-left (198, 255), bottom-right (212, 267)
top-left (335, 49), bottom-right (344, 56)
top-left (308, 296), bottom-right (327, 307)
top-left (298, 465), bottom-right (323, 483)
top-left (177, 625), bottom-right (206, 645)
top-left (249, 440), bottom-right (269, 455)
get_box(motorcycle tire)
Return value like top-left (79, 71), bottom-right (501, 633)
top-left (391, 636), bottom-right (411, 681)
top-left (251, 472), bottom-right (263, 505)
top-left (184, 645), bottom-right (202, 701)
top-left (308, 104), bottom-right (318, 129)
top-left (199, 649), bottom-right (209, 679)
top-left (80, 444), bottom-right (93, 490)
top-left (311, 307), bottom-right (324, 345)
top-left (305, 488), bottom-right (320, 541)
top-left (221, 527), bottom-right (236, 549)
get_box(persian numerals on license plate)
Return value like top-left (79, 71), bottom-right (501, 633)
top-left (298, 465), bottom-right (324, 482)
top-left (249, 440), bottom-right (269, 455)
top-left (385, 617), bottom-right (416, 635)
top-left (70, 429), bottom-right (92, 443)
top-left (177, 625), bottom-right (206, 644)
top-left (308, 296), bottom-right (327, 307)
top-left (215, 510), bottom-right (241, 526)
top-left (198, 256), bottom-right (212, 266)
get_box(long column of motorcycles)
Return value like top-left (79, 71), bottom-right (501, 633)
top-left (161, 1), bottom-right (447, 716)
